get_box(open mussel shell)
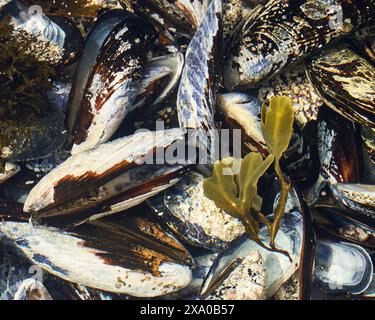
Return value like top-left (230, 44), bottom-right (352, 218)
top-left (177, 0), bottom-right (222, 158)
top-left (148, 171), bottom-right (245, 251)
top-left (24, 129), bottom-right (189, 227)
top-left (0, 211), bottom-right (193, 297)
top-left (1, 0), bottom-right (83, 65)
top-left (121, 0), bottom-right (211, 37)
top-left (0, 163), bottom-right (19, 184)
top-left (307, 47), bottom-right (375, 127)
top-left (199, 184), bottom-right (312, 299)
top-left (66, 13), bottom-right (156, 154)
top-left (0, 110), bottom-right (66, 163)
top-left (330, 183), bottom-right (375, 217)
top-left (332, 184), bottom-right (375, 208)
top-left (133, 52), bottom-right (184, 110)
top-left (317, 109), bottom-right (363, 185)
top-left (314, 239), bottom-right (373, 295)
top-left (224, 0), bottom-right (375, 90)
top-left (312, 205), bottom-right (375, 250)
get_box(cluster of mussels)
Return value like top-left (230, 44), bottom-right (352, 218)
top-left (0, 0), bottom-right (374, 300)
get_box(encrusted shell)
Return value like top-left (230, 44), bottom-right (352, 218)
top-left (148, 171), bottom-right (245, 250)
top-left (257, 67), bottom-right (323, 128)
top-left (307, 47), bottom-right (375, 127)
top-left (224, 0), bottom-right (375, 90)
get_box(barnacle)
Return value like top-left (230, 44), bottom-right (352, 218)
top-left (0, 16), bottom-right (56, 116)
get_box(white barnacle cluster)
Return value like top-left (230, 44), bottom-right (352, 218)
top-left (258, 68), bottom-right (323, 127)
top-left (171, 172), bottom-right (245, 243)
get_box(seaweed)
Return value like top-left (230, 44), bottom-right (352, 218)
top-left (0, 15), bottom-right (56, 117)
top-left (204, 96), bottom-right (294, 258)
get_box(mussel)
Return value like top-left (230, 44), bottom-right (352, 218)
top-left (330, 183), bottom-right (375, 217)
top-left (1, 0), bottom-right (83, 65)
top-left (66, 12), bottom-right (156, 154)
top-left (199, 185), bottom-right (312, 299)
top-left (317, 109), bottom-right (363, 185)
top-left (24, 129), bottom-right (189, 227)
top-left (312, 205), bottom-right (375, 250)
top-left (0, 211), bottom-right (193, 297)
top-left (314, 239), bottom-right (373, 295)
top-left (148, 171), bottom-right (245, 250)
top-left (121, 0), bottom-right (211, 36)
top-left (224, 0), bottom-right (375, 90)
top-left (0, 111), bottom-right (65, 163)
top-left (177, 0), bottom-right (222, 158)
top-left (307, 47), bottom-right (375, 127)
top-left (133, 52), bottom-right (184, 110)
